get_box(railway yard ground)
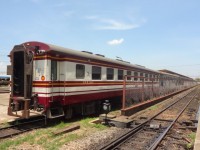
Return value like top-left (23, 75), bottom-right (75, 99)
top-left (0, 89), bottom-right (17, 124)
top-left (0, 86), bottom-right (9, 94)
top-left (0, 86), bottom-right (200, 150)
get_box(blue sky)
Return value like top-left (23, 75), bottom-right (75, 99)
top-left (0, 0), bottom-right (200, 78)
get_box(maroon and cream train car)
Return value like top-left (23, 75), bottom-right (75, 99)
top-left (7, 41), bottom-right (195, 119)
top-left (7, 41), bottom-right (160, 118)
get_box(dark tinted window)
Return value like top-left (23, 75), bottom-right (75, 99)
top-left (76, 64), bottom-right (85, 79)
top-left (153, 75), bottom-right (155, 81)
top-left (149, 74), bottom-right (152, 80)
top-left (107, 68), bottom-right (114, 80)
top-left (145, 73), bottom-right (148, 81)
top-left (51, 60), bottom-right (57, 80)
top-left (140, 73), bottom-right (144, 81)
top-left (92, 66), bottom-right (101, 80)
top-left (118, 70), bottom-right (124, 80)
top-left (134, 72), bottom-right (138, 81)
top-left (156, 75), bottom-right (159, 81)
top-left (127, 71), bottom-right (131, 80)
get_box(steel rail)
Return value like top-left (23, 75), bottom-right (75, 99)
top-left (99, 88), bottom-right (197, 150)
top-left (148, 92), bottom-right (198, 150)
top-left (0, 118), bottom-right (45, 130)
top-left (0, 116), bottom-right (46, 139)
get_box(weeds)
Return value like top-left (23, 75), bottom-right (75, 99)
top-left (149, 105), bottom-right (158, 110)
top-left (80, 117), bottom-right (107, 130)
top-left (186, 132), bottom-right (196, 149)
top-left (0, 117), bottom-right (106, 150)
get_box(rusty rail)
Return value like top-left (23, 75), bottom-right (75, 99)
top-left (0, 116), bottom-right (45, 139)
top-left (99, 88), bottom-right (198, 150)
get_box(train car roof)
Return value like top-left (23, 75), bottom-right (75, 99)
top-left (20, 41), bottom-right (160, 74)
top-left (12, 41), bottom-right (193, 80)
top-left (158, 71), bottom-right (179, 77)
top-left (159, 69), bottom-right (191, 79)
top-left (159, 70), bottom-right (194, 80)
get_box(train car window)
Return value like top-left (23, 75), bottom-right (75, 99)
top-left (150, 74), bottom-right (152, 81)
top-left (107, 68), bottom-right (114, 80)
top-left (140, 73), bottom-right (144, 81)
top-left (127, 71), bottom-right (131, 80)
top-left (118, 70), bottom-right (124, 80)
top-left (92, 66), bottom-right (101, 80)
top-left (158, 75), bottom-right (160, 81)
top-left (134, 72), bottom-right (138, 81)
top-left (160, 81), bottom-right (164, 86)
top-left (152, 75), bottom-right (155, 81)
top-left (145, 73), bottom-right (148, 81)
top-left (51, 60), bottom-right (57, 80)
top-left (155, 75), bottom-right (158, 81)
top-left (76, 64), bottom-right (85, 79)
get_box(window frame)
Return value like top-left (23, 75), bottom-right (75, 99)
top-left (149, 74), bottom-right (153, 81)
top-left (106, 68), bottom-right (114, 80)
top-left (118, 69), bottom-right (124, 80)
top-left (92, 66), bottom-right (102, 80)
top-left (140, 72), bottom-right (144, 81)
top-left (127, 70), bottom-right (132, 80)
top-left (145, 73), bottom-right (148, 81)
top-left (134, 72), bottom-right (138, 81)
top-left (51, 60), bottom-right (57, 81)
top-left (76, 64), bottom-right (85, 79)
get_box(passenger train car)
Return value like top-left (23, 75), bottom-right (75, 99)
top-left (7, 41), bottom-right (196, 118)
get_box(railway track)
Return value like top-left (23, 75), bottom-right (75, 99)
top-left (0, 116), bottom-right (46, 139)
top-left (99, 88), bottom-right (199, 150)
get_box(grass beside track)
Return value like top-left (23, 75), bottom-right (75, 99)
top-left (0, 117), bottom-right (107, 150)
top-left (187, 132), bottom-right (196, 149)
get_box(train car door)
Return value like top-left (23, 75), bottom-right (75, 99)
top-left (59, 61), bottom-right (66, 101)
top-left (12, 49), bottom-right (33, 99)
top-left (51, 60), bottom-right (57, 101)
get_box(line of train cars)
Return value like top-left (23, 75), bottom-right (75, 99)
top-left (6, 41), bottom-right (197, 119)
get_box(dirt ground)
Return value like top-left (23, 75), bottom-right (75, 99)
top-left (0, 86), bottom-right (10, 93)
top-left (0, 92), bottom-right (17, 123)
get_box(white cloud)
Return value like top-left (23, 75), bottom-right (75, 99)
top-left (97, 19), bottom-right (139, 30)
top-left (85, 16), bottom-right (141, 30)
top-left (107, 38), bottom-right (124, 46)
